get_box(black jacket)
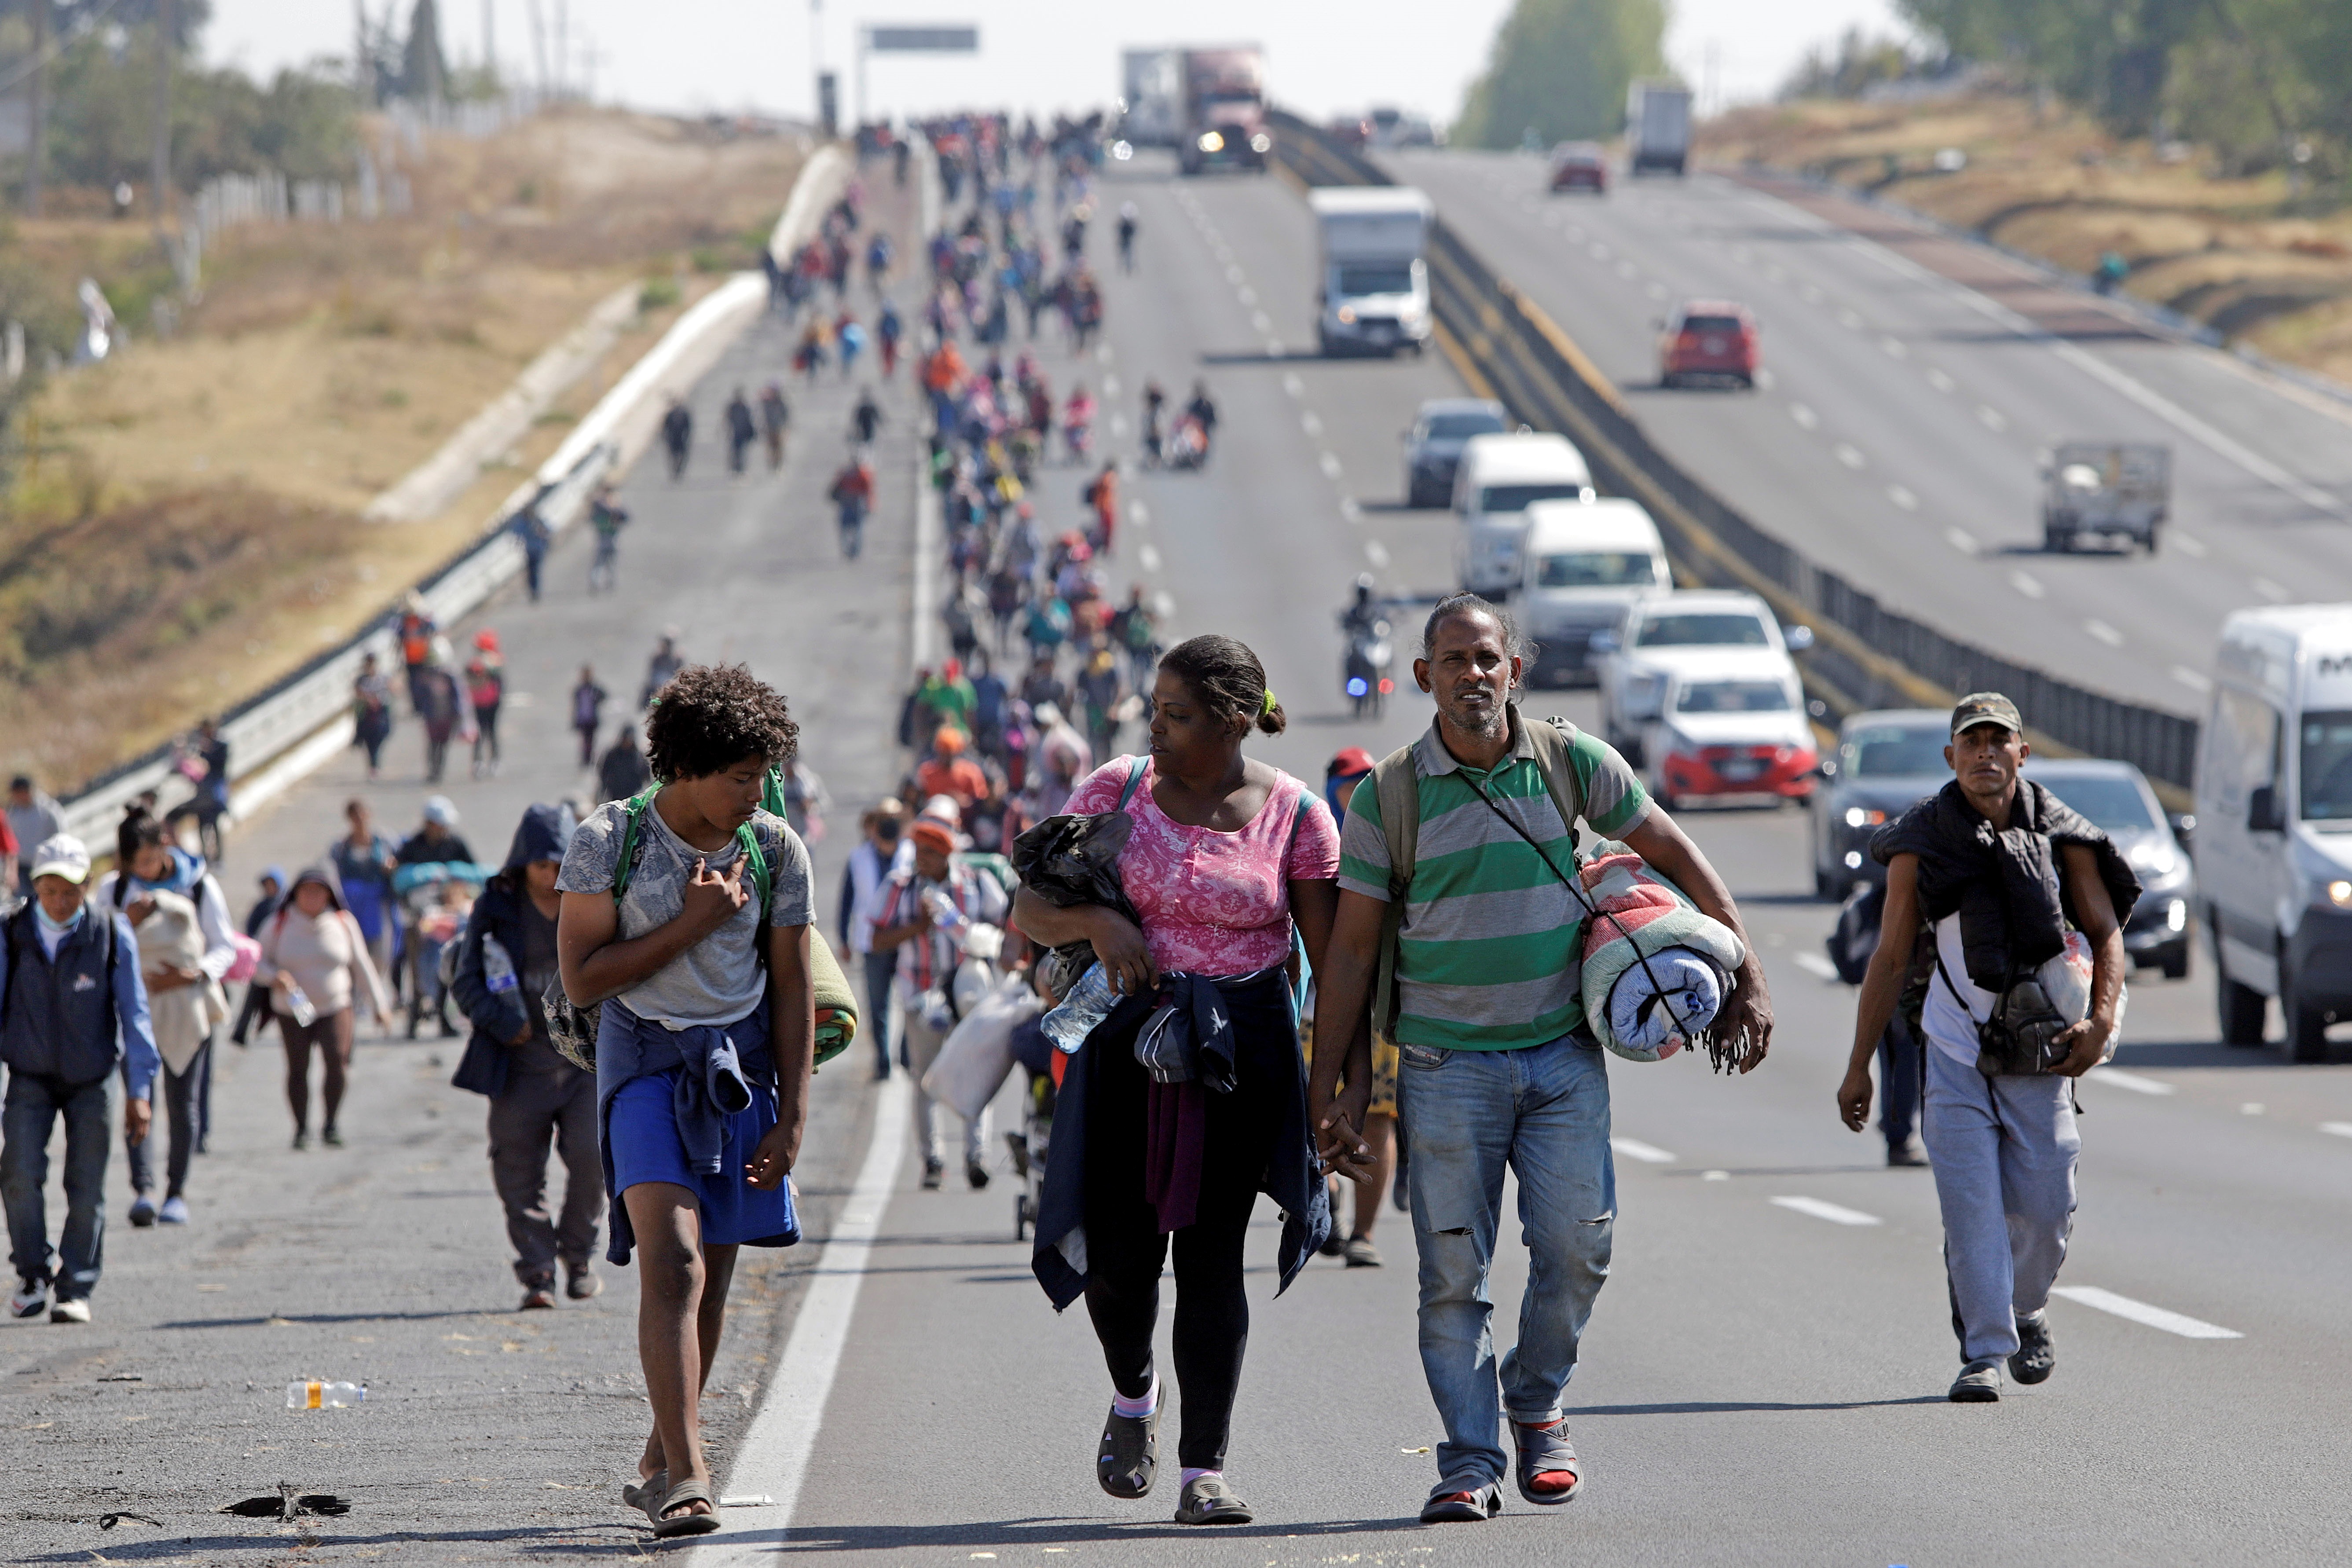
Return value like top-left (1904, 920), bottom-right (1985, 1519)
top-left (448, 804), bottom-right (575, 1096)
top-left (1873, 780), bottom-right (2139, 991)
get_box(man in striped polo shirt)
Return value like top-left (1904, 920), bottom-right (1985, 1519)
top-left (1310, 593), bottom-right (1771, 1524)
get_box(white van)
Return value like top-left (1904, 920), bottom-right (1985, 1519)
top-left (2195, 605), bottom-right (2352, 1060)
top-left (1451, 432), bottom-right (1594, 597)
top-left (1517, 497), bottom-right (1670, 687)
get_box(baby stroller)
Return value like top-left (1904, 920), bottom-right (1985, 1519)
top-left (1007, 1005), bottom-right (1057, 1241)
top-left (392, 861), bottom-right (487, 1038)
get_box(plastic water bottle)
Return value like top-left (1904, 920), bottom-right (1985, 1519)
top-left (285, 1380), bottom-right (365, 1410)
top-left (482, 934), bottom-right (518, 995)
top-left (280, 982), bottom-right (317, 1029)
top-left (1041, 961), bottom-right (1120, 1054)
top-left (921, 886), bottom-right (969, 944)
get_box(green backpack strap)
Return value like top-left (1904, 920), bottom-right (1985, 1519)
top-left (1513, 704), bottom-right (1589, 864)
top-left (1368, 742), bottom-right (1421, 1044)
top-left (1115, 754), bottom-right (1148, 810)
top-left (610, 786), bottom-right (663, 901)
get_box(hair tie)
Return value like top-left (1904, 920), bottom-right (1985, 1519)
top-left (1260, 688), bottom-right (1278, 717)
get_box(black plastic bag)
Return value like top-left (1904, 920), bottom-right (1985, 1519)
top-left (1010, 810), bottom-right (1142, 997)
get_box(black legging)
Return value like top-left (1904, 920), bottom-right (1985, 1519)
top-left (1081, 979), bottom-right (1287, 1472)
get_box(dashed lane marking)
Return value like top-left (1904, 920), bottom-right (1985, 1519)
top-left (1137, 544), bottom-right (1162, 571)
top-left (1792, 952), bottom-right (1841, 982)
top-left (2010, 570), bottom-right (2045, 599)
top-left (1889, 484), bottom-right (1918, 510)
top-left (1835, 443), bottom-right (1866, 470)
top-left (2319, 1121), bottom-right (2352, 1139)
top-left (2086, 1066), bottom-right (2174, 1095)
top-left (1365, 540), bottom-right (1391, 567)
top-left (2051, 1286), bottom-right (2242, 1340)
top-left (2085, 619), bottom-right (2124, 647)
top-left (1319, 451), bottom-right (1343, 480)
top-left (2170, 666), bottom-right (2212, 693)
top-left (1791, 403), bottom-right (1818, 430)
top-left (1771, 1195), bottom-right (1883, 1227)
top-left (1611, 1137), bottom-right (1676, 1164)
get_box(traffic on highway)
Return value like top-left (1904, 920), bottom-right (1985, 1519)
top-left (6, 27), bottom-right (2352, 1568)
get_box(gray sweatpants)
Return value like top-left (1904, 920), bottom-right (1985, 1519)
top-left (486, 1067), bottom-right (602, 1286)
top-left (1919, 1042), bottom-right (2079, 1363)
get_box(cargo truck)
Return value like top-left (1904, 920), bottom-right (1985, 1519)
top-left (1179, 46), bottom-right (1269, 175)
top-left (1626, 80), bottom-right (1692, 175)
top-left (1310, 187), bottom-right (1434, 357)
top-left (1118, 49), bottom-right (1182, 147)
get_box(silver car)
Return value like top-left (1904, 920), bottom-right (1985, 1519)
top-left (1402, 398), bottom-right (1507, 509)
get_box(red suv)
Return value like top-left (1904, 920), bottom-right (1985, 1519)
top-left (1549, 142), bottom-right (1609, 194)
top-left (1660, 301), bottom-right (1759, 388)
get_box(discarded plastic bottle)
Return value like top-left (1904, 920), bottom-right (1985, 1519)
top-left (1040, 961), bottom-right (1119, 1054)
top-left (280, 982), bottom-right (318, 1029)
top-left (285, 1380), bottom-right (365, 1410)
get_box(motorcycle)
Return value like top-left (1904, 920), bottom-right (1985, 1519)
top-left (1342, 615), bottom-right (1395, 720)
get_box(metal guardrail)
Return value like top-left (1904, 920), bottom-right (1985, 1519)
top-left (1268, 111), bottom-right (2204, 790)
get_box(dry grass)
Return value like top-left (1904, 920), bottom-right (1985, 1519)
top-left (0, 106), bottom-right (806, 789)
top-left (1700, 92), bottom-right (2352, 379)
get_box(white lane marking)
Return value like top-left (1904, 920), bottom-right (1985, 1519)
top-left (1129, 499), bottom-right (1150, 527)
top-left (1236, 286), bottom-right (1255, 306)
top-left (2253, 577), bottom-right (2289, 602)
top-left (1976, 404), bottom-right (2007, 431)
top-left (1616, 260), bottom-right (1638, 280)
top-left (1792, 951), bottom-right (1841, 982)
top-left (1224, 264), bottom-right (1242, 283)
top-left (1647, 282), bottom-right (1667, 300)
top-left (1096, 344), bottom-right (1114, 366)
top-left (1926, 367), bottom-right (1956, 393)
top-left (1138, 544), bottom-right (1162, 571)
top-left (1610, 1137), bottom-right (1676, 1164)
top-left (2173, 531), bottom-right (2209, 557)
top-left (1753, 367), bottom-right (1776, 390)
top-left (2170, 665), bottom-right (2212, 693)
top-left (1103, 374), bottom-right (1120, 397)
top-left (1835, 443), bottom-right (1866, 469)
top-left (704, 1076), bottom-right (913, 1557)
top-left (2240, 1102), bottom-right (2265, 1115)
top-left (2085, 619), bottom-right (2125, 647)
top-left (1301, 409), bottom-right (1323, 437)
top-left (1251, 310), bottom-right (1271, 332)
top-left (1881, 336), bottom-right (1907, 359)
top-left (1319, 451), bottom-right (1344, 480)
top-left (1889, 484), bottom-right (1918, 510)
top-left (1282, 372), bottom-right (1304, 398)
top-left (1946, 527), bottom-right (1980, 554)
top-left (1765, 263), bottom-right (1786, 282)
top-left (1791, 403), bottom-right (1819, 430)
top-left (1339, 496), bottom-right (1363, 522)
top-left (1771, 1195), bottom-right (1882, 1227)
top-left (2087, 1066), bottom-right (2175, 1095)
top-left (1590, 242), bottom-right (1610, 260)
top-left (1701, 1169), bottom-right (1730, 1181)
top-left (1799, 283), bottom-right (1823, 303)
top-left (2010, 570), bottom-right (2045, 599)
top-left (1109, 412), bottom-right (1128, 437)
top-left (1266, 338), bottom-right (1285, 357)
top-left (1837, 308), bottom-right (1865, 330)
top-left (2051, 1286), bottom-right (2242, 1340)
top-left (2320, 1121), bottom-right (2352, 1139)
top-left (1566, 225), bottom-right (1585, 242)
top-left (1364, 539), bottom-right (1391, 567)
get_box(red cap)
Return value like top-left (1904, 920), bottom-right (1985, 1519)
top-left (1327, 746), bottom-right (1377, 780)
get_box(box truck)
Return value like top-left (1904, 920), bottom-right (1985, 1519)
top-left (1626, 81), bottom-right (1692, 175)
top-left (1179, 47), bottom-right (1269, 175)
top-left (1309, 186), bottom-right (1435, 357)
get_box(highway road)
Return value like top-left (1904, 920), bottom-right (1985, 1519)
top-left (1384, 147), bottom-right (2352, 719)
top-left (8, 143), bottom-right (2352, 1567)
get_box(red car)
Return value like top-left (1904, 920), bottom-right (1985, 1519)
top-left (1657, 742), bottom-right (1820, 808)
top-left (1659, 300), bottom-right (1759, 389)
top-left (1549, 142), bottom-right (1609, 194)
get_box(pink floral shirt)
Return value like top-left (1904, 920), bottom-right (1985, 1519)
top-left (1063, 756), bottom-right (1341, 977)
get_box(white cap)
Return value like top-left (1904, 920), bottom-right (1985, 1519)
top-left (423, 795), bottom-right (459, 827)
top-left (29, 833), bottom-right (90, 885)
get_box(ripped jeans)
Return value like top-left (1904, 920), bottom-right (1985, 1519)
top-left (1396, 1031), bottom-right (1615, 1495)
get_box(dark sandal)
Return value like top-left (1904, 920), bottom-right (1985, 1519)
top-left (652, 1478), bottom-right (721, 1538)
top-left (1173, 1473), bottom-right (1253, 1524)
top-left (1511, 1419), bottom-right (1584, 1506)
top-left (1097, 1402), bottom-right (1160, 1498)
top-left (621, 1469), bottom-right (667, 1523)
top-left (1420, 1483), bottom-right (1504, 1523)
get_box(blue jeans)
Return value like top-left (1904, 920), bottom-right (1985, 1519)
top-left (2, 1072), bottom-right (115, 1300)
top-left (1396, 1033), bottom-right (1614, 1495)
top-left (862, 951), bottom-right (898, 1073)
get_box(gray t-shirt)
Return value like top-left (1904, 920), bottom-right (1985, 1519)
top-left (557, 799), bottom-right (813, 1029)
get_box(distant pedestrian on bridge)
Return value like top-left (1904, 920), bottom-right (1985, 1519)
top-left (572, 668), bottom-right (608, 769)
top-left (724, 389), bottom-right (757, 476)
top-left (660, 398), bottom-right (693, 482)
top-left (758, 383), bottom-right (790, 472)
top-left (588, 485), bottom-right (630, 593)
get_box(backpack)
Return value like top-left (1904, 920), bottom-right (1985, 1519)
top-left (541, 787), bottom-right (774, 1073)
top-left (1365, 707), bottom-right (1589, 1042)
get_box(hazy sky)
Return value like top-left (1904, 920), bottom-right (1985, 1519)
top-left (206, 1), bottom-right (1912, 125)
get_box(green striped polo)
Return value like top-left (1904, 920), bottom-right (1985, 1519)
top-left (1337, 714), bottom-right (1649, 1050)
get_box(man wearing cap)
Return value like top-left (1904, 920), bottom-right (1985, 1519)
top-left (0, 835), bottom-right (159, 1324)
top-left (397, 796), bottom-right (478, 870)
top-left (841, 802), bottom-right (905, 1080)
top-left (1841, 693), bottom-right (2136, 1403)
top-left (915, 728), bottom-right (990, 814)
top-left (868, 818), bottom-right (1007, 1190)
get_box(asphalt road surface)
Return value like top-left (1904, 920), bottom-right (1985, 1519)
top-left (9, 148), bottom-right (2352, 1567)
top-left (1385, 147), bottom-right (2352, 718)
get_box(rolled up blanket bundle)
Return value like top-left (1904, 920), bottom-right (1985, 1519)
top-left (1575, 843), bottom-right (1747, 1067)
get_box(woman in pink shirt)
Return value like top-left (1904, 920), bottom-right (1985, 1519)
top-left (1013, 635), bottom-right (1339, 1528)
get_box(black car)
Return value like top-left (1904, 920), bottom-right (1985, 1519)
top-left (1401, 398), bottom-right (1507, 509)
top-left (1810, 710), bottom-right (1948, 900)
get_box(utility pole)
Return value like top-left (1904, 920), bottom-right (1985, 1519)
top-left (525, 0), bottom-right (547, 103)
top-left (481, 0), bottom-right (494, 79)
top-left (355, 0), bottom-right (374, 103)
top-left (152, 0), bottom-right (174, 244)
top-left (26, 0), bottom-right (48, 217)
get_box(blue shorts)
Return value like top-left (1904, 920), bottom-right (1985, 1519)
top-left (607, 1068), bottom-right (800, 1249)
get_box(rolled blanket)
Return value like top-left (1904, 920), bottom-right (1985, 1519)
top-left (1575, 843), bottom-right (1747, 1063)
top-left (807, 927), bottom-right (859, 1067)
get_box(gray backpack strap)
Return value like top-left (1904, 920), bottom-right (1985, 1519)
top-left (1514, 705), bottom-right (1588, 857)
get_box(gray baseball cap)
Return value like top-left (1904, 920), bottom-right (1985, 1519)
top-left (1949, 692), bottom-right (2023, 739)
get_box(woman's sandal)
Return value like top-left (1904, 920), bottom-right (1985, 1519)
top-left (1097, 1403), bottom-right (1160, 1499)
top-left (621, 1470), bottom-right (667, 1523)
top-left (652, 1477), bottom-right (722, 1538)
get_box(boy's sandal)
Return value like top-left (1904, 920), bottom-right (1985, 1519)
top-left (1511, 1420), bottom-right (1583, 1506)
top-left (652, 1478), bottom-right (722, 1538)
top-left (621, 1470), bottom-right (667, 1522)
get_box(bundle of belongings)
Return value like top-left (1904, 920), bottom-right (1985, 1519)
top-left (1573, 841), bottom-right (1748, 1065)
top-left (1009, 800), bottom-right (1143, 1042)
